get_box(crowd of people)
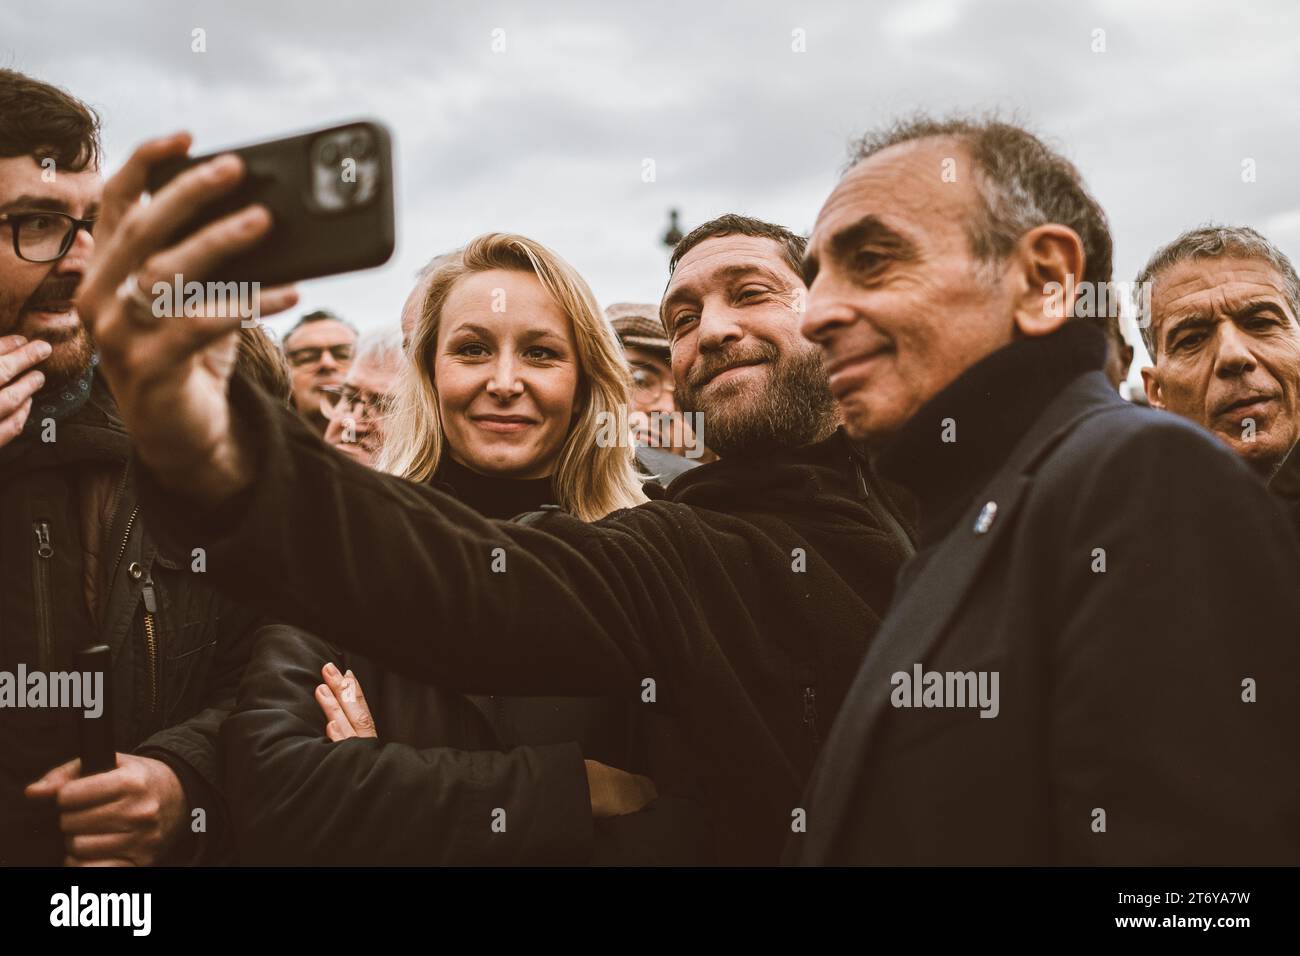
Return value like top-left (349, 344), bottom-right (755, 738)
top-left (1, 67), bottom-right (1298, 867)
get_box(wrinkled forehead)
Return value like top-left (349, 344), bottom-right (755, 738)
top-left (1152, 256), bottom-right (1294, 323)
top-left (811, 137), bottom-right (980, 251)
top-left (0, 154), bottom-right (101, 208)
top-left (665, 235), bottom-right (800, 301)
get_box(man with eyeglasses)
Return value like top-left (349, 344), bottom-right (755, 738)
top-left (322, 327), bottom-right (402, 467)
top-left (606, 302), bottom-right (707, 481)
top-left (281, 309), bottom-right (358, 436)
top-left (1, 69), bottom-right (270, 867)
top-left (0, 95), bottom-right (100, 448)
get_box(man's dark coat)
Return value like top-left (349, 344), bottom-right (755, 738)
top-left (790, 323), bottom-right (1300, 865)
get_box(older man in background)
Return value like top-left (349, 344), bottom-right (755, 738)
top-left (606, 301), bottom-right (704, 482)
top-left (282, 309), bottom-right (357, 435)
top-left (322, 327), bottom-right (404, 468)
top-left (1138, 225), bottom-right (1300, 478)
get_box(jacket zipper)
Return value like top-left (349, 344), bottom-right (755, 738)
top-left (141, 571), bottom-right (159, 715)
top-left (108, 503), bottom-right (157, 713)
top-left (32, 520), bottom-right (55, 669)
top-left (107, 505), bottom-right (140, 597)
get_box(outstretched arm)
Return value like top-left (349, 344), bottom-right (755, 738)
top-left (78, 135), bottom-right (689, 700)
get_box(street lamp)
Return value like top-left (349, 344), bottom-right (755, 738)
top-left (661, 208), bottom-right (684, 250)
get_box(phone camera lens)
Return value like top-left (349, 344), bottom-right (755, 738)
top-left (320, 142), bottom-right (341, 167)
top-left (349, 134), bottom-right (373, 160)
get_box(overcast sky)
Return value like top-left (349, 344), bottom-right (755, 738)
top-left (5, 0), bottom-right (1298, 368)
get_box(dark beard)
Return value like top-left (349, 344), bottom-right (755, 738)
top-left (1, 274), bottom-right (95, 389)
top-left (678, 344), bottom-right (838, 458)
top-left (33, 322), bottom-right (94, 390)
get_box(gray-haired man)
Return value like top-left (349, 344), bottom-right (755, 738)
top-left (322, 327), bottom-right (404, 468)
top-left (1138, 224), bottom-right (1300, 480)
top-left (792, 115), bottom-right (1300, 865)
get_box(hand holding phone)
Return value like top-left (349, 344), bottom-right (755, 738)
top-left (77, 132), bottom-right (300, 507)
top-left (145, 120), bottom-right (395, 286)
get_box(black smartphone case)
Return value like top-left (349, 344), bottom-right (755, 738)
top-left (145, 120), bottom-right (395, 286)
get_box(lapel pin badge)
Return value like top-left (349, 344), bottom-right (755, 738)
top-left (974, 500), bottom-right (998, 535)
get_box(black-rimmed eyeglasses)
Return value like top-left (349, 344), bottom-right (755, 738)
top-left (319, 384), bottom-right (392, 419)
top-left (0, 211), bottom-right (97, 263)
top-left (288, 344), bottom-right (355, 367)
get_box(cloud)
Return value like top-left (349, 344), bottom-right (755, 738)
top-left (4, 0), bottom-right (1296, 348)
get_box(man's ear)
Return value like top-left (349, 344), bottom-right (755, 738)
top-left (1140, 365), bottom-right (1165, 409)
top-left (1010, 224), bottom-right (1087, 338)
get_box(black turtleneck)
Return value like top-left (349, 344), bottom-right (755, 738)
top-left (431, 455), bottom-right (559, 521)
top-left (875, 321), bottom-right (1107, 546)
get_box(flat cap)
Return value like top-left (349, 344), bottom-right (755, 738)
top-left (606, 302), bottom-right (669, 355)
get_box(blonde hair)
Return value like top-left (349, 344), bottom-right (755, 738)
top-left (378, 233), bottom-right (646, 521)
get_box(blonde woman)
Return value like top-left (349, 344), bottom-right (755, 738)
top-left (380, 232), bottom-right (645, 519)
top-left (222, 234), bottom-right (673, 865)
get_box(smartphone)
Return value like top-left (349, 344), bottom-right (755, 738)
top-left (146, 120), bottom-right (395, 286)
